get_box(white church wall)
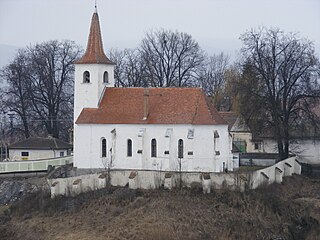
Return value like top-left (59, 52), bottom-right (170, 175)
top-left (74, 123), bottom-right (232, 173)
top-left (74, 64), bottom-right (114, 120)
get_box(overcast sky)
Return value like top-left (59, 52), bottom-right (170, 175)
top-left (0, 0), bottom-right (319, 59)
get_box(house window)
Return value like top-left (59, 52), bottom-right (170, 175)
top-left (127, 139), bottom-right (132, 157)
top-left (178, 139), bottom-right (184, 158)
top-left (151, 139), bottom-right (157, 157)
top-left (60, 151), bottom-right (64, 157)
top-left (254, 143), bottom-right (261, 150)
top-left (101, 138), bottom-right (107, 157)
top-left (103, 71), bottom-right (109, 83)
top-left (83, 71), bottom-right (90, 83)
top-left (21, 152), bottom-right (29, 157)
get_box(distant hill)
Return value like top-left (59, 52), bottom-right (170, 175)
top-left (0, 44), bottom-right (19, 69)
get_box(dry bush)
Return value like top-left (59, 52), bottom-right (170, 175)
top-left (190, 182), bottom-right (202, 194)
top-left (111, 206), bottom-right (124, 217)
top-left (142, 225), bottom-right (181, 240)
top-left (111, 188), bottom-right (138, 206)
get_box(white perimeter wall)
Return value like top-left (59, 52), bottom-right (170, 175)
top-left (263, 139), bottom-right (320, 164)
top-left (49, 157), bottom-right (301, 198)
top-left (74, 124), bottom-right (233, 172)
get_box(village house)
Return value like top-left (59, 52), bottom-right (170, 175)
top-left (219, 111), bottom-right (265, 153)
top-left (73, 9), bottom-right (234, 173)
top-left (9, 136), bottom-right (72, 161)
top-left (220, 111), bottom-right (320, 165)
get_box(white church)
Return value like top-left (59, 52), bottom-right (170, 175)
top-left (73, 9), bottom-right (234, 173)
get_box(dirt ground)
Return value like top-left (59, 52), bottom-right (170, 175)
top-left (0, 175), bottom-right (319, 240)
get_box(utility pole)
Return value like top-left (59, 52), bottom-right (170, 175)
top-left (8, 113), bottom-right (14, 129)
top-left (0, 112), bottom-right (8, 160)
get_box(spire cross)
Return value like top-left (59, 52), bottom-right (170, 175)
top-left (94, 0), bottom-right (97, 12)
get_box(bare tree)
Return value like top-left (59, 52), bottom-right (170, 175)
top-left (109, 48), bottom-right (127, 87)
top-left (1, 40), bottom-right (82, 141)
top-left (1, 50), bottom-right (32, 139)
top-left (124, 49), bottom-right (148, 87)
top-left (240, 27), bottom-right (320, 159)
top-left (27, 40), bottom-right (81, 139)
top-left (199, 52), bottom-right (230, 96)
top-left (140, 29), bottom-right (204, 87)
top-left (199, 52), bottom-right (230, 110)
top-left (109, 48), bottom-right (148, 87)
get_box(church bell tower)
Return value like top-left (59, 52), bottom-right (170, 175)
top-left (74, 7), bottom-right (115, 121)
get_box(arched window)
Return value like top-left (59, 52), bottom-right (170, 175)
top-left (127, 139), bottom-right (132, 157)
top-left (151, 139), bottom-right (157, 157)
top-left (103, 71), bottom-right (109, 83)
top-left (83, 71), bottom-right (90, 83)
top-left (101, 138), bottom-right (107, 157)
top-left (178, 139), bottom-right (184, 158)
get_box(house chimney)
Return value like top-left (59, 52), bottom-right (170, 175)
top-left (143, 88), bottom-right (149, 120)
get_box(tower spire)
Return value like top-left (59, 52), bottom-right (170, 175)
top-left (76, 8), bottom-right (113, 64)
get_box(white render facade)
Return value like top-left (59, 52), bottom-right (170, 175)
top-left (74, 124), bottom-right (233, 172)
top-left (9, 149), bottom-right (68, 161)
top-left (74, 63), bottom-right (115, 121)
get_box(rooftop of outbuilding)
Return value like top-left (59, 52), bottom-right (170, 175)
top-left (9, 137), bottom-right (72, 150)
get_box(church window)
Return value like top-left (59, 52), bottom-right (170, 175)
top-left (127, 139), bottom-right (132, 157)
top-left (103, 71), bottom-right (109, 83)
top-left (178, 139), bottom-right (184, 158)
top-left (101, 138), bottom-right (107, 157)
top-left (83, 71), bottom-right (90, 83)
top-left (151, 139), bottom-right (157, 157)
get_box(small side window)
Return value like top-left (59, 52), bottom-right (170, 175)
top-left (103, 71), bottom-right (109, 83)
top-left (83, 71), bottom-right (90, 83)
top-left (21, 152), bottom-right (29, 157)
top-left (60, 151), bottom-right (64, 157)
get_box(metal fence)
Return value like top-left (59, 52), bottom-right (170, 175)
top-left (0, 156), bottom-right (73, 174)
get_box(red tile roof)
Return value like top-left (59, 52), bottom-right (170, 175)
top-left (76, 88), bottom-right (227, 125)
top-left (76, 12), bottom-right (114, 64)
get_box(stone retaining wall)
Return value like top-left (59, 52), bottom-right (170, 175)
top-left (48, 157), bottom-right (301, 198)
